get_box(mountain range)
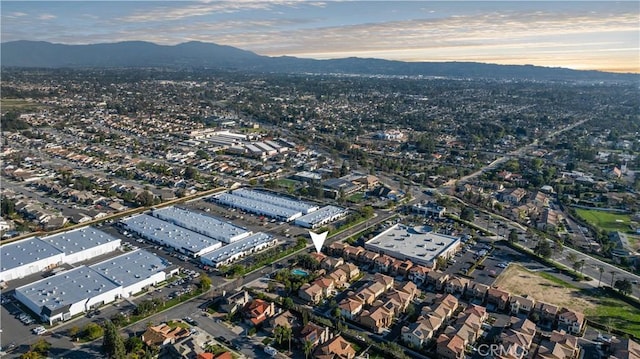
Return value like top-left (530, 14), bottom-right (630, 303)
top-left (2, 40), bottom-right (638, 82)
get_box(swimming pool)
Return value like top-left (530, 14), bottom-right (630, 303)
top-left (291, 268), bottom-right (309, 276)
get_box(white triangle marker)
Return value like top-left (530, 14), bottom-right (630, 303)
top-left (309, 230), bottom-right (328, 254)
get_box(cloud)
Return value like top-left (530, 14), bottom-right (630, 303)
top-left (118, 1), bottom-right (304, 23)
top-left (38, 14), bottom-right (57, 20)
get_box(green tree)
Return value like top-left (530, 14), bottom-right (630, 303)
top-left (82, 322), bottom-right (104, 340)
top-left (508, 229), bottom-right (518, 243)
top-left (460, 207), bottom-right (475, 222)
top-left (20, 352), bottom-right (41, 359)
top-left (614, 279), bottom-right (633, 295)
top-left (184, 166), bottom-right (199, 180)
top-left (198, 274), bottom-right (212, 291)
top-left (125, 336), bottom-right (144, 354)
top-left (597, 266), bottom-right (605, 287)
top-left (534, 239), bottom-right (553, 259)
top-left (30, 339), bottom-right (51, 357)
top-left (303, 339), bottom-right (314, 359)
top-left (103, 320), bottom-right (126, 359)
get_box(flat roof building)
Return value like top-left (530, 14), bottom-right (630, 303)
top-left (90, 249), bottom-right (169, 298)
top-left (294, 206), bottom-right (348, 229)
top-left (0, 237), bottom-right (65, 282)
top-left (232, 189), bottom-right (318, 214)
top-left (152, 206), bottom-right (251, 243)
top-left (364, 224), bottom-right (460, 268)
top-left (212, 193), bottom-right (303, 222)
top-left (200, 233), bottom-right (277, 268)
top-left (14, 266), bottom-right (121, 325)
top-left (121, 214), bottom-right (223, 257)
top-left (41, 226), bottom-right (121, 264)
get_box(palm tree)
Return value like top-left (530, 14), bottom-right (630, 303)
top-left (610, 270), bottom-right (617, 288)
top-left (283, 326), bottom-right (292, 353)
top-left (598, 266), bottom-right (605, 287)
top-left (303, 339), bottom-right (314, 359)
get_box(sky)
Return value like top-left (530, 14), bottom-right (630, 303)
top-left (2, 1), bottom-right (639, 73)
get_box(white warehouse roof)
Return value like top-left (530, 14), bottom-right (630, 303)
top-left (121, 214), bottom-right (222, 256)
top-left (15, 266), bottom-right (120, 313)
top-left (294, 205), bottom-right (347, 228)
top-left (90, 249), bottom-right (169, 288)
top-left (1, 237), bottom-right (64, 273)
top-left (365, 224), bottom-right (460, 267)
top-left (152, 206), bottom-right (251, 243)
top-left (199, 232), bottom-right (275, 267)
top-left (232, 188), bottom-right (318, 214)
top-left (41, 226), bottom-right (120, 256)
top-left (213, 192), bottom-right (302, 222)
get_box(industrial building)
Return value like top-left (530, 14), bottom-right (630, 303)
top-left (232, 189), bottom-right (318, 214)
top-left (14, 266), bottom-right (122, 325)
top-left (199, 232), bottom-right (277, 268)
top-left (294, 205), bottom-right (348, 229)
top-left (121, 214), bottom-right (222, 257)
top-left (41, 227), bottom-right (121, 264)
top-left (212, 192), bottom-right (303, 222)
top-left (364, 224), bottom-right (460, 268)
top-left (152, 206), bottom-right (251, 243)
top-left (90, 249), bottom-right (170, 298)
top-left (0, 237), bottom-right (65, 282)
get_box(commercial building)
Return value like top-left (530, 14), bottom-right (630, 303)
top-left (199, 233), bottom-right (277, 268)
top-left (364, 224), bottom-right (460, 268)
top-left (294, 205), bottom-right (348, 229)
top-left (232, 189), bottom-right (318, 214)
top-left (212, 193), bottom-right (303, 222)
top-left (152, 206), bottom-right (251, 243)
top-left (411, 202), bottom-right (446, 218)
top-left (0, 237), bottom-right (65, 282)
top-left (14, 266), bottom-right (121, 325)
top-left (41, 226), bottom-right (121, 264)
top-left (121, 214), bottom-right (222, 257)
top-left (90, 249), bottom-right (169, 298)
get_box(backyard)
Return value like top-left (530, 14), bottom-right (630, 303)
top-left (494, 264), bottom-right (640, 337)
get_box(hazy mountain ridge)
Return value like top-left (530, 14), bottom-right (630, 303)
top-left (2, 40), bottom-right (637, 82)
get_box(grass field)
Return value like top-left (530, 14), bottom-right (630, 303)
top-left (495, 264), bottom-right (640, 337)
top-left (275, 178), bottom-right (298, 189)
top-left (1, 98), bottom-right (44, 112)
top-left (575, 208), bottom-right (631, 233)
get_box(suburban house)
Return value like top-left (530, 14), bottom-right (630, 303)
top-left (299, 282), bottom-right (324, 304)
top-left (510, 295), bottom-right (536, 315)
top-left (218, 290), bottom-right (250, 314)
top-left (343, 245), bottom-right (364, 262)
top-left (373, 254), bottom-right (394, 273)
top-left (535, 302), bottom-right (560, 323)
top-left (487, 287), bottom-right (511, 311)
top-left (359, 304), bottom-right (394, 334)
top-left (321, 256), bottom-right (344, 271)
top-left (427, 271), bottom-right (450, 291)
top-left (374, 273), bottom-right (395, 291)
top-left (327, 242), bottom-right (347, 257)
top-left (141, 323), bottom-right (190, 347)
top-left (390, 258), bottom-right (413, 277)
top-left (436, 334), bottom-right (467, 359)
top-left (557, 308), bottom-right (585, 335)
top-left (501, 318), bottom-right (537, 353)
top-left (243, 299), bottom-right (276, 326)
top-left (361, 250), bottom-right (380, 266)
top-left (267, 310), bottom-right (298, 331)
top-left (328, 268), bottom-right (348, 289)
top-left (401, 315), bottom-right (443, 348)
top-left (467, 282), bottom-right (489, 302)
top-left (337, 263), bottom-right (360, 281)
top-left (339, 297), bottom-right (363, 320)
top-left (536, 330), bottom-right (580, 359)
top-left (608, 338), bottom-right (640, 359)
top-left (445, 276), bottom-right (469, 296)
top-left (408, 265), bottom-right (430, 285)
top-left (313, 335), bottom-right (356, 359)
top-left (299, 322), bottom-right (330, 346)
